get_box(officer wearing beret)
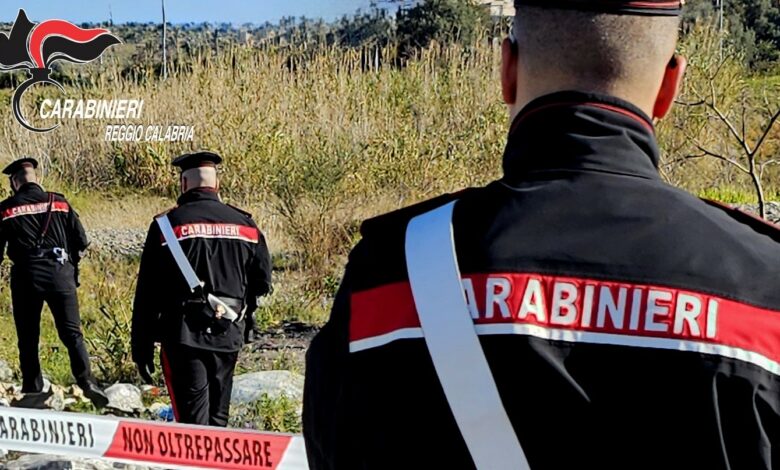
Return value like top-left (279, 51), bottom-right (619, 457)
top-left (132, 151), bottom-right (272, 427)
top-left (304, 1), bottom-right (780, 468)
top-left (0, 158), bottom-right (107, 408)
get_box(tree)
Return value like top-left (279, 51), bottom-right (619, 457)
top-left (662, 24), bottom-right (780, 218)
top-left (683, 0), bottom-right (780, 70)
top-left (333, 10), bottom-right (395, 47)
top-left (733, 0), bottom-right (780, 68)
top-left (395, 0), bottom-right (490, 59)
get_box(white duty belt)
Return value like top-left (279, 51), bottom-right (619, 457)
top-left (156, 214), bottom-right (241, 322)
top-left (405, 201), bottom-right (531, 470)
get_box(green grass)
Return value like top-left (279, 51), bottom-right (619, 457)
top-left (228, 394), bottom-right (302, 433)
top-left (698, 187), bottom-right (780, 205)
top-left (748, 73), bottom-right (780, 88)
top-left (0, 255), bottom-right (142, 386)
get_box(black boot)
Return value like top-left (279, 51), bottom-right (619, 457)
top-left (80, 381), bottom-right (109, 408)
top-left (11, 381), bottom-right (53, 409)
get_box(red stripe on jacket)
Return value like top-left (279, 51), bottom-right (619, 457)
top-left (350, 273), bottom-right (780, 375)
top-left (2, 201), bottom-right (69, 220)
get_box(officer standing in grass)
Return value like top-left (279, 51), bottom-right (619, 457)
top-left (0, 157), bottom-right (107, 408)
top-left (132, 151), bottom-right (272, 427)
top-left (304, 1), bottom-right (780, 468)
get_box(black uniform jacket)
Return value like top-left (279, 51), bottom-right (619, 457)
top-left (0, 183), bottom-right (88, 292)
top-left (132, 188), bottom-right (272, 353)
top-left (303, 91), bottom-right (780, 470)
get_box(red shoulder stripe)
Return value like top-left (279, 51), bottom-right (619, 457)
top-left (2, 201), bottom-right (69, 220)
top-left (159, 222), bottom-right (259, 245)
top-left (350, 272), bottom-right (780, 377)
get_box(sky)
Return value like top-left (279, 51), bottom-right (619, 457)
top-left (3, 1), bottom-right (375, 25)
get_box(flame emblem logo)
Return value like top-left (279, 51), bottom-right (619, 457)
top-left (0, 9), bottom-right (121, 132)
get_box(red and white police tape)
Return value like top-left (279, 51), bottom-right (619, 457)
top-left (0, 406), bottom-right (308, 469)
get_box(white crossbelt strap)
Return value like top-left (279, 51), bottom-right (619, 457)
top-left (405, 201), bottom-right (531, 470)
top-left (156, 214), bottom-right (241, 322)
top-left (156, 214), bottom-right (203, 292)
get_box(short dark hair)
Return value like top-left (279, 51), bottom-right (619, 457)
top-left (513, 7), bottom-right (680, 89)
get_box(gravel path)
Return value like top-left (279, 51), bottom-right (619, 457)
top-left (87, 228), bottom-right (146, 258)
top-left (85, 202), bottom-right (779, 259)
top-left (238, 322), bottom-right (319, 374)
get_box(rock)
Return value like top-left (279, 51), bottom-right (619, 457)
top-left (87, 228), bottom-right (146, 258)
top-left (68, 385), bottom-right (90, 405)
top-left (734, 202), bottom-right (780, 224)
top-left (0, 383), bottom-right (19, 404)
top-left (4, 454), bottom-right (159, 469)
top-left (766, 202), bottom-right (780, 224)
top-left (4, 454), bottom-right (109, 469)
top-left (0, 359), bottom-right (14, 382)
top-left (104, 383), bottom-right (143, 414)
top-left (230, 371), bottom-right (304, 406)
top-left (47, 385), bottom-right (66, 412)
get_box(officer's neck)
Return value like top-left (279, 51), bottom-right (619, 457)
top-left (178, 186), bottom-right (220, 204)
top-left (183, 185), bottom-right (218, 194)
top-left (14, 181), bottom-right (43, 193)
top-left (511, 85), bottom-right (655, 125)
top-left (501, 90), bottom-right (660, 183)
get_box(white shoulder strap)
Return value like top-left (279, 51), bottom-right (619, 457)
top-left (156, 214), bottom-right (203, 292)
top-left (405, 201), bottom-right (530, 470)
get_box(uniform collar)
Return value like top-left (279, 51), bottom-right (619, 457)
top-left (15, 182), bottom-right (44, 194)
top-left (502, 91), bottom-right (661, 185)
top-left (177, 187), bottom-right (220, 205)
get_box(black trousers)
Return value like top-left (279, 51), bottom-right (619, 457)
top-left (161, 343), bottom-right (238, 427)
top-left (11, 284), bottom-right (93, 393)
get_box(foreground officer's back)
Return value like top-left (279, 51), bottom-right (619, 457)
top-left (132, 152), bottom-right (271, 427)
top-left (303, 2), bottom-right (780, 469)
top-left (307, 98), bottom-right (780, 468)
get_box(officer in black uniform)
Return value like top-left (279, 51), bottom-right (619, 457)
top-left (132, 151), bottom-right (272, 427)
top-left (0, 158), bottom-right (107, 408)
top-left (304, 1), bottom-right (780, 469)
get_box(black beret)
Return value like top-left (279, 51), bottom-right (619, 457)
top-left (2, 157), bottom-right (38, 176)
top-left (171, 151), bottom-right (222, 171)
top-left (514, 0), bottom-right (683, 16)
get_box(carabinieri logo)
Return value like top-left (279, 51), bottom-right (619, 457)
top-left (0, 9), bottom-right (120, 132)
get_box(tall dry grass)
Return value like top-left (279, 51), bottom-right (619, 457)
top-left (658, 24), bottom-right (780, 200)
top-left (0, 28), bottom-right (775, 280)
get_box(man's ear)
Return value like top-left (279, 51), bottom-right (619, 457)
top-left (180, 175), bottom-right (187, 193)
top-left (653, 54), bottom-right (687, 120)
top-left (501, 38), bottom-right (518, 106)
